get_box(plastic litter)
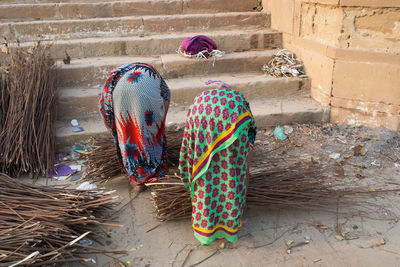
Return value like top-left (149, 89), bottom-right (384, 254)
top-left (273, 126), bottom-right (287, 140)
top-left (79, 239), bottom-right (93, 246)
top-left (371, 160), bottom-right (380, 167)
top-left (74, 146), bottom-right (87, 154)
top-left (53, 176), bottom-right (69, 181)
top-left (56, 153), bottom-right (63, 161)
top-left (69, 151), bottom-right (81, 159)
top-left (329, 153), bottom-right (341, 160)
top-left (283, 125), bottom-right (293, 135)
top-left (71, 119), bottom-right (79, 127)
top-left (51, 164), bottom-right (77, 177)
top-left (76, 181), bottom-right (97, 190)
top-left (72, 127), bottom-right (84, 133)
top-left (69, 164), bottom-right (82, 172)
top-left (70, 173), bottom-right (82, 182)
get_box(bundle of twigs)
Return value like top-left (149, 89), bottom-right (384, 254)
top-left (147, 178), bottom-right (192, 221)
top-left (247, 164), bottom-right (351, 208)
top-left (83, 136), bottom-right (124, 184)
top-left (0, 40), bottom-right (57, 177)
top-left (0, 173), bottom-right (122, 266)
top-left (262, 49), bottom-right (307, 78)
top-left (147, 162), bottom-right (397, 221)
top-left (83, 132), bottom-right (182, 183)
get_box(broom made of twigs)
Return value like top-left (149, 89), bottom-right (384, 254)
top-left (0, 40), bottom-right (57, 177)
top-left (0, 173), bottom-right (125, 266)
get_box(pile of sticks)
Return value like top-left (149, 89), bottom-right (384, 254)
top-left (0, 40), bottom-right (57, 177)
top-left (146, 164), bottom-right (335, 221)
top-left (82, 132), bottom-right (398, 222)
top-left (147, 162), bottom-right (396, 221)
top-left (262, 49), bottom-right (307, 78)
top-left (83, 133), bottom-right (182, 183)
top-left (83, 136), bottom-right (124, 184)
top-left (147, 178), bottom-right (192, 221)
top-left (0, 173), bottom-right (121, 266)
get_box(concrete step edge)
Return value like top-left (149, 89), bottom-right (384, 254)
top-left (56, 73), bottom-right (311, 120)
top-left (56, 74), bottom-right (311, 119)
top-left (18, 28), bottom-right (277, 46)
top-left (55, 50), bottom-right (279, 86)
top-left (2, 12), bottom-right (270, 42)
top-left (0, 0), bottom-right (259, 21)
top-left (59, 72), bottom-right (307, 97)
top-left (1, 11), bottom-right (261, 25)
top-left (55, 96), bottom-right (329, 148)
top-left (0, 0), bottom-right (148, 4)
top-left (16, 28), bottom-right (281, 59)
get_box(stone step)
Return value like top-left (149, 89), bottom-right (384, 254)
top-left (57, 50), bottom-right (278, 87)
top-left (57, 73), bottom-right (310, 120)
top-left (31, 28), bottom-right (280, 60)
top-left (1, 11), bottom-right (269, 42)
top-left (0, 0), bottom-right (258, 21)
top-left (55, 96), bottom-right (329, 148)
top-left (1, 0), bottom-right (147, 3)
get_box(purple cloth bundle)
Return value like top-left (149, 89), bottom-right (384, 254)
top-left (180, 35), bottom-right (217, 58)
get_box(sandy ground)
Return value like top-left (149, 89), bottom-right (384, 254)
top-left (47, 124), bottom-right (400, 267)
top-left (76, 177), bottom-right (400, 267)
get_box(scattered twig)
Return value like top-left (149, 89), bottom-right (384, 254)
top-left (251, 224), bottom-right (298, 249)
top-left (180, 247), bottom-right (194, 267)
top-left (9, 251), bottom-right (40, 267)
top-left (380, 248), bottom-right (400, 257)
top-left (287, 241), bottom-right (309, 250)
top-left (188, 250), bottom-right (219, 267)
top-left (172, 244), bottom-right (188, 267)
top-left (146, 223), bottom-right (161, 233)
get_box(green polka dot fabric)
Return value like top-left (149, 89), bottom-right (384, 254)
top-left (179, 88), bottom-right (256, 245)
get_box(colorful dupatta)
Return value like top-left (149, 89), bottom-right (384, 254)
top-left (99, 63), bottom-right (170, 184)
top-left (179, 88), bottom-right (256, 245)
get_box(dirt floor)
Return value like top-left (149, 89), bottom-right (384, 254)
top-left (40, 123), bottom-right (400, 267)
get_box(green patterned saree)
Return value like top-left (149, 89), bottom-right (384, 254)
top-left (179, 88), bottom-right (256, 245)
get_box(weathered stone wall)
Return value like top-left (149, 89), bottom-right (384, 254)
top-left (262, 0), bottom-right (400, 130)
top-left (301, 4), bottom-right (400, 53)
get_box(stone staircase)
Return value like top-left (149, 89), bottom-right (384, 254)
top-left (0, 0), bottom-right (329, 149)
